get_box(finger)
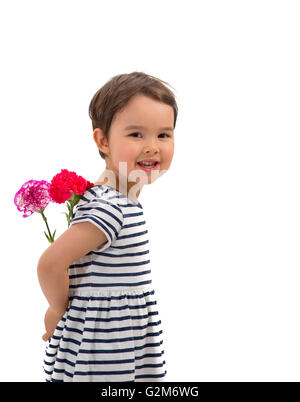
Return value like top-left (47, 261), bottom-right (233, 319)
top-left (42, 332), bottom-right (49, 342)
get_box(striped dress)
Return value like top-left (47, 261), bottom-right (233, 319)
top-left (43, 184), bottom-right (167, 382)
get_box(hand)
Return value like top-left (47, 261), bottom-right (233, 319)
top-left (42, 306), bottom-right (65, 342)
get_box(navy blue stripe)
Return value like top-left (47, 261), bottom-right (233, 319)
top-left (43, 360), bottom-right (55, 367)
top-left (71, 215), bottom-right (113, 242)
top-left (62, 325), bottom-right (83, 335)
top-left (45, 351), bottom-right (57, 358)
top-left (57, 347), bottom-right (78, 356)
top-left (76, 204), bottom-right (122, 227)
top-left (53, 367), bottom-right (73, 378)
top-left (69, 289), bottom-right (154, 301)
top-left (78, 340), bottom-right (163, 354)
top-left (123, 203), bottom-right (142, 209)
top-left (69, 253), bottom-right (150, 269)
top-left (135, 371), bottom-right (166, 379)
top-left (66, 310), bottom-right (158, 324)
top-left (113, 240), bottom-right (149, 249)
top-left (123, 221), bottom-right (146, 229)
top-left (87, 249), bottom-right (150, 258)
top-left (69, 269), bottom-right (151, 279)
top-left (76, 351), bottom-right (164, 365)
top-left (116, 230), bottom-right (148, 240)
top-left (123, 212), bottom-right (143, 217)
top-left (51, 334), bottom-right (62, 341)
top-left (81, 320), bottom-right (162, 333)
top-left (134, 350), bottom-right (165, 360)
top-left (61, 337), bottom-right (81, 346)
top-left (89, 197), bottom-right (124, 215)
top-left (81, 330), bottom-right (163, 343)
top-left (73, 369), bottom-right (135, 376)
top-left (69, 261), bottom-right (91, 269)
top-left (85, 311), bottom-right (158, 322)
top-left (48, 343), bottom-right (60, 350)
top-left (136, 361), bottom-right (166, 369)
top-left (55, 357), bottom-right (76, 367)
top-left (82, 259), bottom-right (151, 268)
top-left (76, 358), bottom-right (135, 365)
top-left (69, 279), bottom-right (152, 289)
top-left (49, 359), bottom-right (74, 369)
top-left (70, 300), bottom-right (156, 312)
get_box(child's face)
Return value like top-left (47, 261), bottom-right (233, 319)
top-left (97, 94), bottom-right (175, 187)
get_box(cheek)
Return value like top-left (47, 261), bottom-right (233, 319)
top-left (124, 144), bottom-right (140, 164)
top-left (113, 141), bottom-right (139, 166)
top-left (163, 143), bottom-right (174, 166)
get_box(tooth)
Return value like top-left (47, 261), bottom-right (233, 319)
top-left (140, 161), bottom-right (155, 166)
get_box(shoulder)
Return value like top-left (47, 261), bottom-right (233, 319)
top-left (75, 186), bottom-right (124, 225)
top-left (79, 186), bottom-right (123, 210)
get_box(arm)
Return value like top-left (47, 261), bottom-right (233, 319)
top-left (37, 221), bottom-right (108, 339)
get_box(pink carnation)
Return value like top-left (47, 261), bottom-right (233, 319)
top-left (14, 180), bottom-right (52, 218)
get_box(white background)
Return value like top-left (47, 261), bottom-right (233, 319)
top-left (1, 0), bottom-right (300, 382)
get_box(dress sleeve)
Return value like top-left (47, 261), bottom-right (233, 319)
top-left (69, 195), bottom-right (124, 252)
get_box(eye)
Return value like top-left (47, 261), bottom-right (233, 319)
top-left (129, 132), bottom-right (171, 138)
top-left (129, 132), bottom-right (142, 138)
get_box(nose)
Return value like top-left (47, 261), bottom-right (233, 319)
top-left (143, 136), bottom-right (160, 154)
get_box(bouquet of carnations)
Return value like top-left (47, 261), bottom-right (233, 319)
top-left (14, 169), bottom-right (94, 243)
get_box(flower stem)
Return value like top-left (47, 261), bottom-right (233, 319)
top-left (39, 209), bottom-right (56, 243)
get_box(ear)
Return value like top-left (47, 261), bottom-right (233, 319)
top-left (93, 128), bottom-right (110, 155)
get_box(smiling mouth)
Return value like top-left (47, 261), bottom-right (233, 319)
top-left (137, 161), bottom-right (160, 171)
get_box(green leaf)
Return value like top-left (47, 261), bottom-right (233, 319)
top-left (44, 231), bottom-right (51, 242)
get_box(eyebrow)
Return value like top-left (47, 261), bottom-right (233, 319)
top-left (124, 124), bottom-right (174, 131)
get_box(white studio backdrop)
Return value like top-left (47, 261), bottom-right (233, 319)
top-left (1, 0), bottom-right (300, 382)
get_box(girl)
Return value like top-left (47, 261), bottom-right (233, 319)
top-left (37, 71), bottom-right (178, 382)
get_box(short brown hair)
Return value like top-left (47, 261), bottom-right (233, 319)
top-left (89, 71), bottom-right (178, 159)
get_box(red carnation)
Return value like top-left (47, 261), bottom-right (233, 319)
top-left (49, 169), bottom-right (92, 204)
top-left (86, 180), bottom-right (94, 190)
